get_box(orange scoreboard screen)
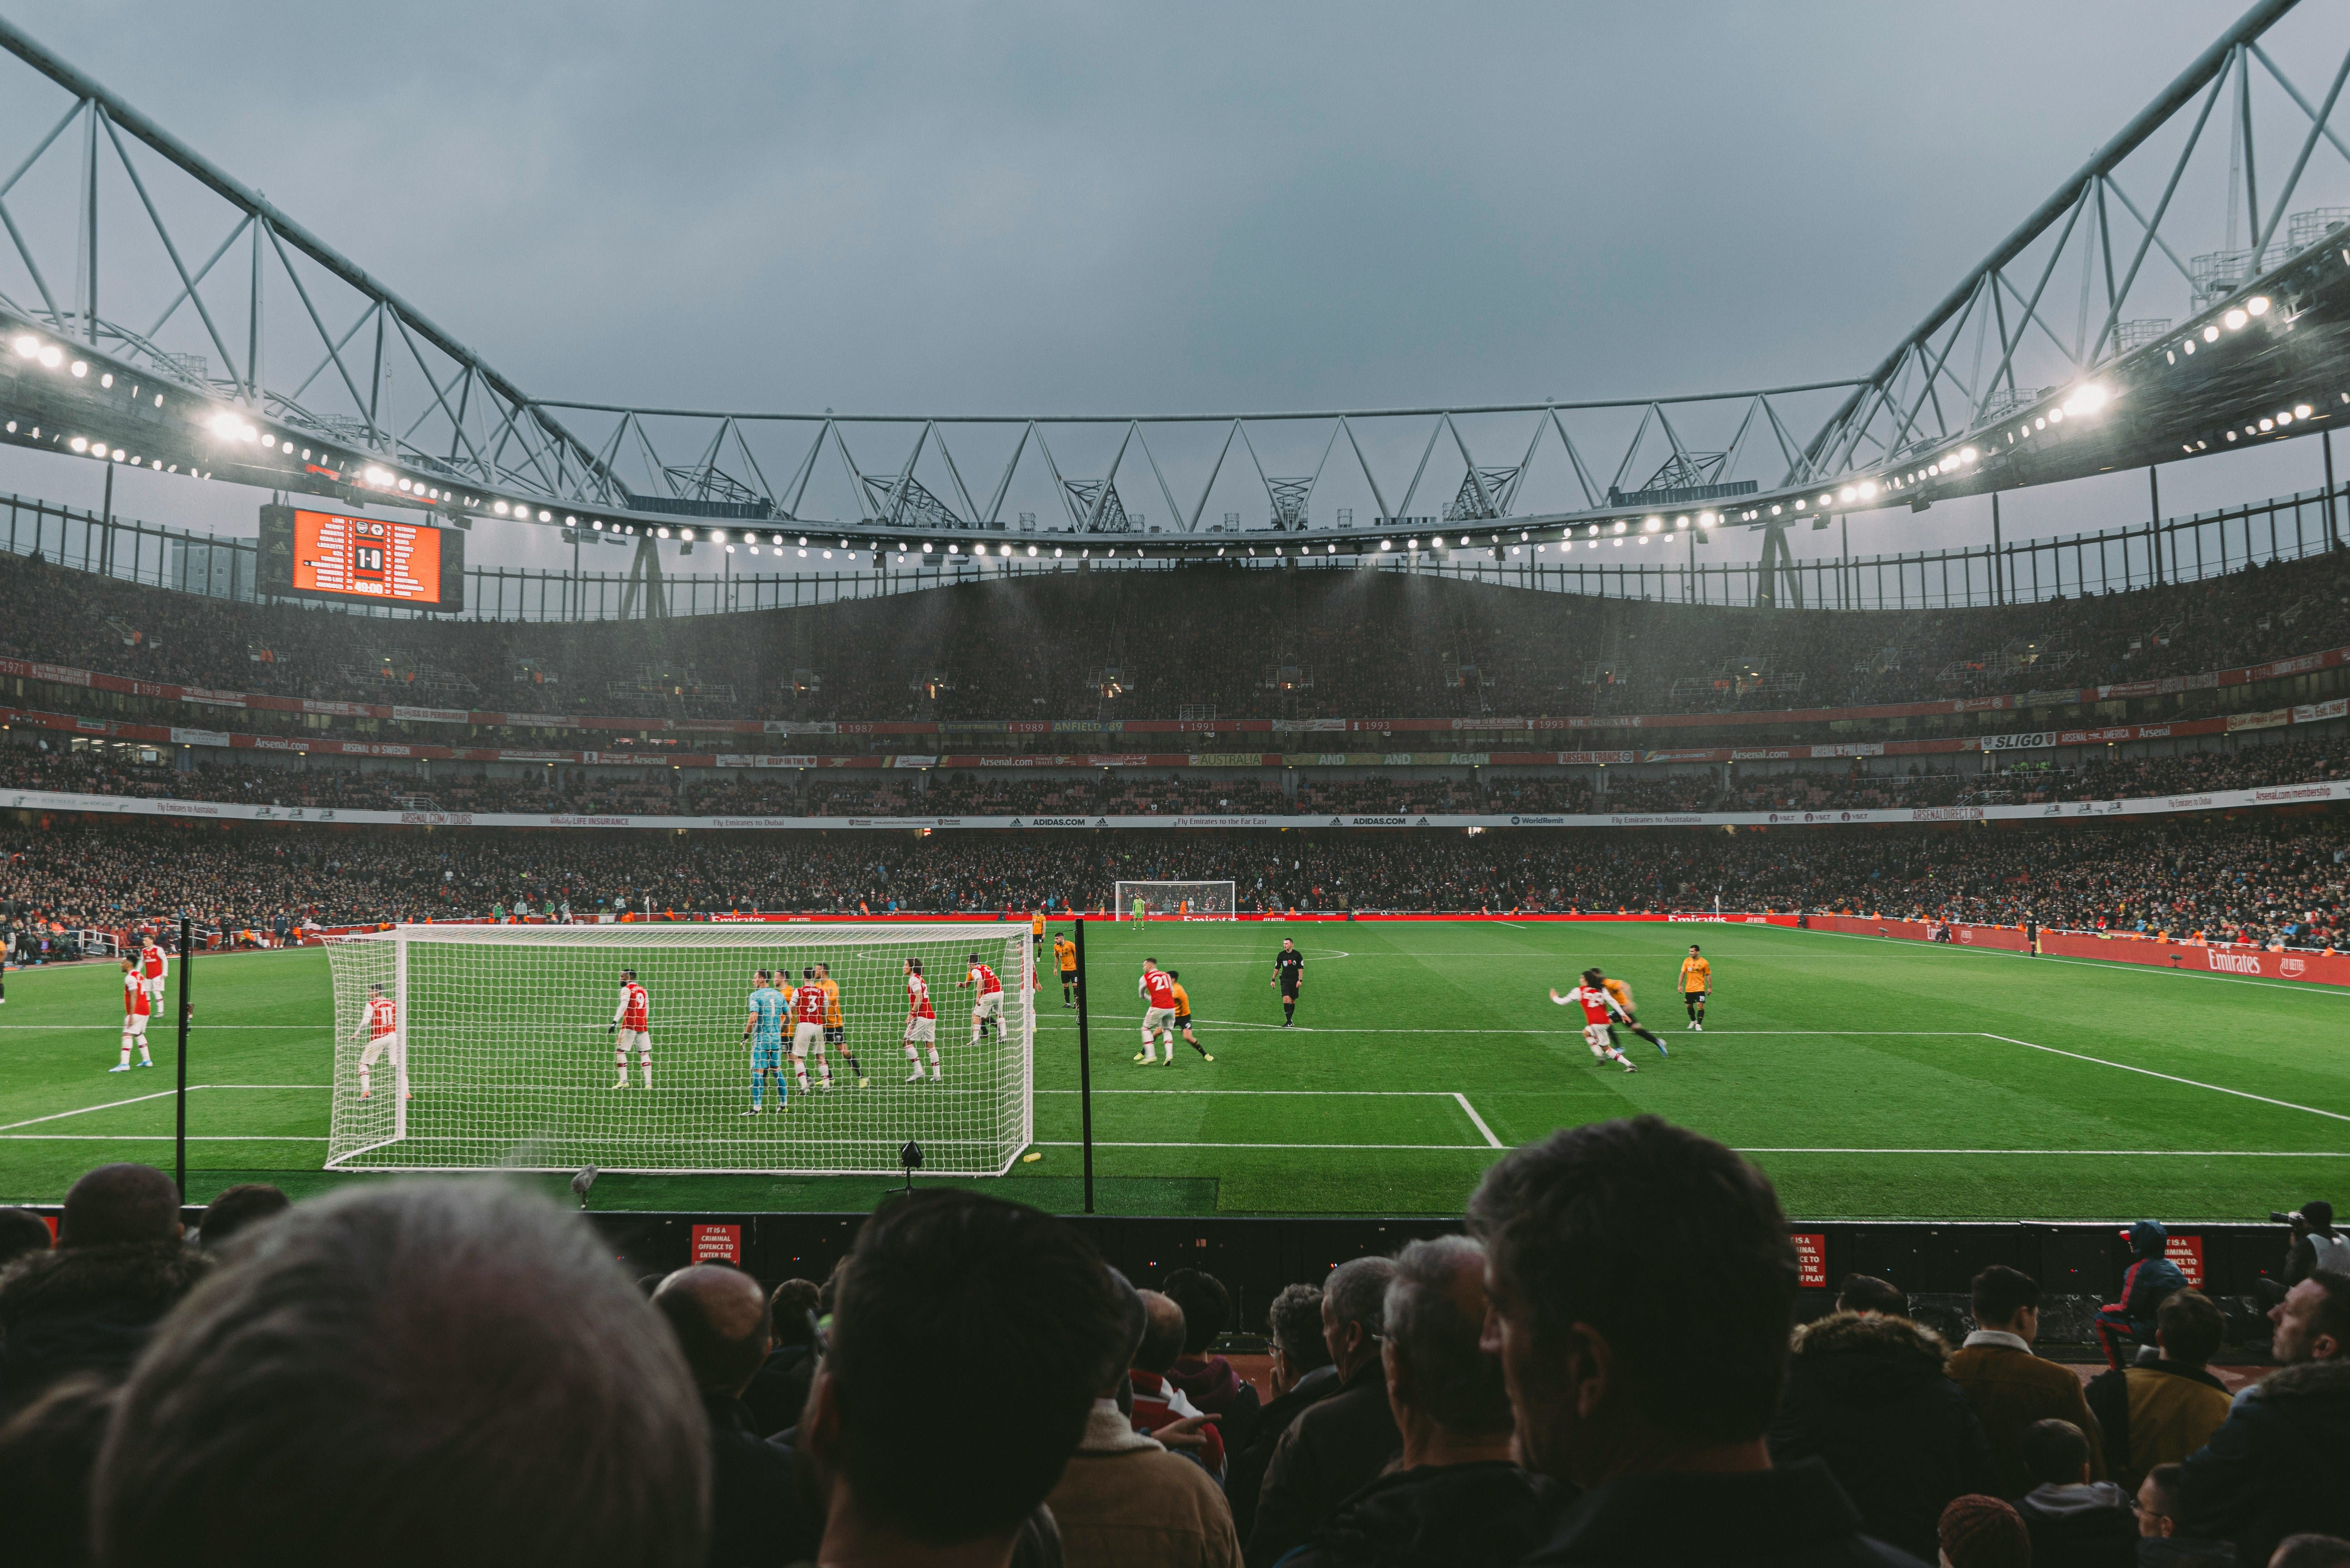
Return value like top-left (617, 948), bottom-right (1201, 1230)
top-left (289, 510), bottom-right (442, 603)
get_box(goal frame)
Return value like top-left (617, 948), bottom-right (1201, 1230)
top-left (322, 921), bottom-right (1033, 1177)
top-left (1113, 880), bottom-right (1239, 920)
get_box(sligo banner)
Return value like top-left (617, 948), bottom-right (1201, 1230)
top-left (5, 780), bottom-right (2343, 832)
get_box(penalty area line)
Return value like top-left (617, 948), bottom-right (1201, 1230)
top-left (1981, 1034), bottom-right (2350, 1124)
top-left (1734, 1147), bottom-right (2350, 1157)
top-left (0, 1083), bottom-right (334, 1132)
top-left (1033, 1138), bottom-right (1494, 1151)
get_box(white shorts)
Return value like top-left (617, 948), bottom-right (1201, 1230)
top-left (144, 978), bottom-right (166, 1001)
top-left (972, 991), bottom-right (1004, 1021)
top-left (122, 1014), bottom-right (149, 1038)
top-left (361, 1032), bottom-right (402, 1068)
top-left (1143, 1005), bottom-right (1177, 1032)
top-left (905, 1016), bottom-right (936, 1044)
top-left (617, 1029), bottom-right (651, 1055)
top-left (793, 1021), bottom-right (824, 1055)
top-left (1583, 1023), bottom-right (1615, 1054)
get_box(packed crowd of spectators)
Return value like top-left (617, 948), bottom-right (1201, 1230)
top-left (11, 731), bottom-right (2340, 824)
top-left (2, 1132), bottom-right (2345, 1568)
top-left (6, 539), bottom-right (2348, 726)
top-left (4, 815), bottom-right (2343, 948)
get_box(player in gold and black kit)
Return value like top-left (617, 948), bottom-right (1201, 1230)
top-left (1052, 932), bottom-right (1078, 1008)
top-left (1271, 938), bottom-right (1305, 1027)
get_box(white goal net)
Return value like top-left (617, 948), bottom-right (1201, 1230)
top-left (1115, 881), bottom-right (1239, 919)
top-left (322, 922), bottom-right (1032, 1176)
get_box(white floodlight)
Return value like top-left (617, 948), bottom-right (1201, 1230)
top-left (69, 360), bottom-right (86, 377)
top-left (2295, 403), bottom-right (2312, 419)
top-left (2224, 308), bottom-right (2248, 330)
top-left (2247, 295), bottom-right (2271, 316)
top-left (2202, 324), bottom-right (2220, 342)
top-left (10, 334), bottom-right (35, 357)
top-left (37, 345), bottom-right (61, 368)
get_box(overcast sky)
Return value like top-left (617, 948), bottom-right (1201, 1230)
top-left (2, 0), bottom-right (2344, 571)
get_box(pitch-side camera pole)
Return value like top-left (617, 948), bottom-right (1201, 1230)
top-left (1073, 916), bottom-right (1095, 1214)
top-left (173, 916), bottom-right (192, 1202)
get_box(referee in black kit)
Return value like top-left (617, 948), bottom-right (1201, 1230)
top-left (1270, 936), bottom-right (1304, 1027)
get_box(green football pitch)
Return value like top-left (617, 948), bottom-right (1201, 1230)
top-left (2, 920), bottom-right (2345, 1219)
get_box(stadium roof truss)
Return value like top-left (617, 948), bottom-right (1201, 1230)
top-left (6, 0), bottom-right (2350, 557)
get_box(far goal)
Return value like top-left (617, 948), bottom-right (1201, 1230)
top-left (1115, 880), bottom-right (1238, 920)
top-left (322, 922), bottom-right (1031, 1176)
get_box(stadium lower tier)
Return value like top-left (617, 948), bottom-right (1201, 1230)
top-left (3, 815), bottom-right (2343, 950)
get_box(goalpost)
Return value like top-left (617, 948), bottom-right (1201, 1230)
top-left (1114, 881), bottom-right (1239, 920)
top-left (322, 922), bottom-right (1032, 1176)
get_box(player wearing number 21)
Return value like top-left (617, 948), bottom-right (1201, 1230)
top-left (1136, 960), bottom-right (1182, 1065)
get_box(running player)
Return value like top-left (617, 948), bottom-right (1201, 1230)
top-left (742, 968), bottom-right (788, 1113)
top-left (1679, 945), bottom-right (1712, 1031)
top-left (962, 952), bottom-right (1004, 1048)
top-left (138, 934), bottom-right (170, 1019)
top-left (1053, 931), bottom-right (1078, 1008)
top-left (903, 957), bottom-right (942, 1082)
top-left (1168, 968), bottom-right (1210, 1061)
top-left (1136, 959), bottom-right (1180, 1064)
top-left (1030, 908), bottom-right (1047, 988)
top-left (611, 968), bottom-right (653, 1089)
top-left (112, 957), bottom-right (155, 1072)
top-left (1271, 937), bottom-right (1304, 1027)
top-left (814, 962), bottom-right (866, 1088)
top-left (353, 981), bottom-right (407, 1098)
top-left (1550, 968), bottom-right (1636, 1072)
top-left (790, 967), bottom-right (832, 1094)
top-left (1599, 971), bottom-right (1669, 1058)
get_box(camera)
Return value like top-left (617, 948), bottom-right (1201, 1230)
top-left (2270, 1210), bottom-right (2305, 1225)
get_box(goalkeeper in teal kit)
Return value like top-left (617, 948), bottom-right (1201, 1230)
top-left (742, 969), bottom-right (788, 1114)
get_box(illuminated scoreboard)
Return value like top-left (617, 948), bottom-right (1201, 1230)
top-left (256, 505), bottom-right (465, 612)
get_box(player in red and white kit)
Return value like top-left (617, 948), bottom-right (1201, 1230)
top-left (111, 958), bottom-right (156, 1072)
top-left (137, 936), bottom-right (171, 1018)
top-left (610, 969), bottom-right (652, 1090)
top-left (1550, 967), bottom-right (1637, 1073)
top-left (961, 952), bottom-right (1004, 1049)
top-left (790, 966), bottom-right (834, 1094)
top-left (354, 982), bottom-right (409, 1098)
top-left (1136, 959), bottom-right (1180, 1065)
top-left (903, 958), bottom-right (941, 1083)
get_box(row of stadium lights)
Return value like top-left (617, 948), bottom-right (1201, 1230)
top-left (8, 330), bottom-right (212, 480)
top-left (2157, 289), bottom-right (2336, 454)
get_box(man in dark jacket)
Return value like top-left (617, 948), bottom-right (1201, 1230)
top-left (1769, 1309), bottom-right (1998, 1560)
top-left (1230, 1282), bottom-right (1339, 1544)
top-left (1284, 1236), bottom-right (1564, 1568)
top-left (1247, 1255), bottom-right (1400, 1568)
top-left (2178, 1271), bottom-right (2350, 1568)
top-left (652, 1264), bottom-right (822, 1566)
top-left (2095, 1221), bottom-right (2187, 1372)
top-left (1470, 1116), bottom-right (1924, 1567)
top-left (0, 1163), bottom-right (204, 1416)
top-left (2011, 1418), bottom-right (2136, 1568)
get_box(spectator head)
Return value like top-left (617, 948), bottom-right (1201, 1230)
top-left (1970, 1265), bottom-right (2042, 1338)
top-left (1322, 1255), bottom-right (1397, 1381)
top-left (59, 1163), bottom-right (181, 1249)
top-left (0, 1374), bottom-right (117, 1568)
top-left (653, 1264), bottom-right (773, 1400)
top-left (1381, 1235), bottom-right (1510, 1445)
top-left (196, 1183), bottom-right (289, 1250)
top-left (1267, 1283), bottom-right (1330, 1392)
top-left (2155, 1289), bottom-right (2226, 1370)
top-left (2270, 1271), bottom-right (2350, 1364)
top-left (2020, 1417), bottom-right (2092, 1487)
top-left (2302, 1201), bottom-right (2335, 1235)
top-left (2139, 1463), bottom-right (2188, 1539)
top-left (769, 1279), bottom-right (822, 1347)
top-left (1134, 1290), bottom-right (1186, 1375)
top-left (0, 1205), bottom-right (51, 1269)
top-left (1468, 1116), bottom-right (1796, 1485)
top-left (1836, 1273), bottom-right (1906, 1316)
top-left (802, 1191), bottom-right (1125, 1552)
top-left (93, 1180), bottom-right (708, 1568)
top-left (1939, 1494), bottom-right (2032, 1568)
top-left (2271, 1537), bottom-right (2350, 1568)
top-left (1160, 1269), bottom-right (1229, 1358)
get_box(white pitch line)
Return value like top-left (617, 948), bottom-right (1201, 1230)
top-left (1780, 927), bottom-right (2350, 999)
top-left (0, 1083), bottom-right (334, 1132)
top-left (1982, 1034), bottom-right (2350, 1124)
top-left (1039, 1088), bottom-right (1474, 1096)
top-left (0, 1024), bottom-right (330, 1030)
top-left (0, 1135), bottom-right (329, 1142)
top-left (1033, 1139), bottom-right (1493, 1151)
top-left (1454, 1091), bottom-right (1504, 1148)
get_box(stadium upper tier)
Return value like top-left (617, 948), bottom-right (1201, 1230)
top-left (3, 544), bottom-right (2345, 734)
